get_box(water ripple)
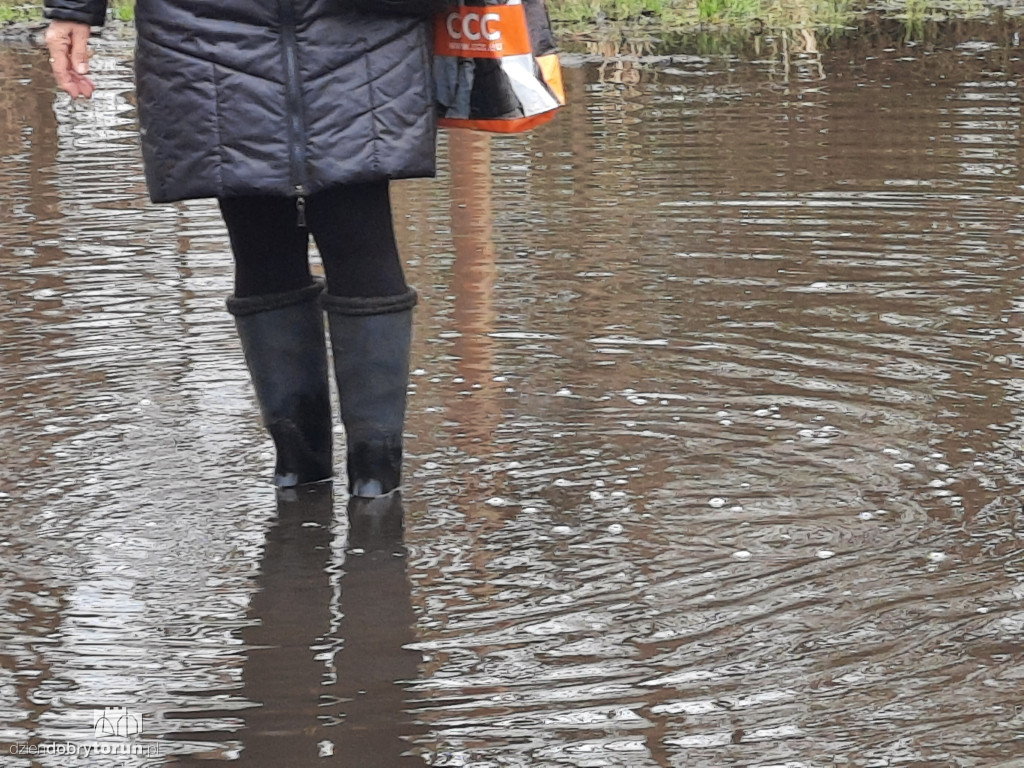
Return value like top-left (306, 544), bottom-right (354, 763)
top-left (3, 26), bottom-right (1024, 768)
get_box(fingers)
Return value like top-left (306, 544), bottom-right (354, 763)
top-left (44, 21), bottom-right (96, 100)
top-left (69, 24), bottom-right (91, 76)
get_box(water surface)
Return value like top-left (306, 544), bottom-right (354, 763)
top-left (1, 22), bottom-right (1024, 767)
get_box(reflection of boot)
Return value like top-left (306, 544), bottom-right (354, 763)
top-left (165, 483), bottom-right (425, 765)
top-left (227, 282), bottom-right (334, 488)
top-left (236, 481), bottom-right (336, 766)
top-left (322, 289), bottom-right (417, 498)
top-left (338, 490), bottom-right (423, 766)
top-left (347, 491), bottom-right (405, 552)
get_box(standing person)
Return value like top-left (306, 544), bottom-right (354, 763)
top-left (42, 0), bottom-right (437, 501)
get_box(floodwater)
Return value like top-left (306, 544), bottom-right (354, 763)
top-left (2, 17), bottom-right (1024, 768)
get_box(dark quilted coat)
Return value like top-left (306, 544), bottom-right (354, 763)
top-left (44, 0), bottom-right (437, 203)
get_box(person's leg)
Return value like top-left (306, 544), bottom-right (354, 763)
top-left (305, 183), bottom-right (417, 498)
top-left (304, 181), bottom-right (408, 298)
top-left (218, 195), bottom-right (314, 297)
top-left (220, 196), bottom-right (333, 488)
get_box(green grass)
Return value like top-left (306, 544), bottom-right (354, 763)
top-left (696, 0), bottom-right (760, 23)
top-left (548, 0), bottom-right (862, 29)
top-left (547, 0), bottom-right (1023, 31)
top-left (549, 0), bottom-right (667, 23)
top-left (110, 0), bottom-right (134, 21)
top-left (0, 3), bottom-right (38, 22)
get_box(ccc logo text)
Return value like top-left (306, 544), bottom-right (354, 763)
top-left (445, 11), bottom-right (502, 41)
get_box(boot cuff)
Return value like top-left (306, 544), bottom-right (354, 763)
top-left (321, 287), bottom-right (418, 316)
top-left (226, 280), bottom-right (325, 317)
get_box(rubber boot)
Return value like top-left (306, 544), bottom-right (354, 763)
top-left (227, 281), bottom-right (334, 488)
top-left (321, 288), bottom-right (417, 498)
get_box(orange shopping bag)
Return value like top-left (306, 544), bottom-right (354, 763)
top-left (434, 0), bottom-right (566, 133)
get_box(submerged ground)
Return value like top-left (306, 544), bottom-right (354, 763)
top-left (1, 14), bottom-right (1024, 768)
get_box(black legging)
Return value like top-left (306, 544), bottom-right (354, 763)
top-left (219, 181), bottom-right (408, 299)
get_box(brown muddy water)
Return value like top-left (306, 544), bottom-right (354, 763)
top-left (2, 19), bottom-right (1024, 768)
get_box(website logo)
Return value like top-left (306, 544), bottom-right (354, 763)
top-left (92, 707), bottom-right (143, 739)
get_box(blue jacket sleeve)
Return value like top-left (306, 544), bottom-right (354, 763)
top-left (43, 0), bottom-right (108, 26)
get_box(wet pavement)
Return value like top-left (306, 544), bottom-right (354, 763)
top-left (2, 19), bottom-right (1024, 767)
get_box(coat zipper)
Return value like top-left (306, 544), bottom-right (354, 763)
top-left (278, 0), bottom-right (309, 225)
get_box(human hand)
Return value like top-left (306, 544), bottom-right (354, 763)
top-left (44, 20), bottom-right (95, 99)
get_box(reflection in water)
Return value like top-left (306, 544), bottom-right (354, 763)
top-left (3, 19), bottom-right (1024, 768)
top-left (165, 486), bottom-right (420, 766)
top-left (447, 128), bottom-right (502, 452)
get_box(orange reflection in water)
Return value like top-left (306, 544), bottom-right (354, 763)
top-left (446, 128), bottom-right (503, 455)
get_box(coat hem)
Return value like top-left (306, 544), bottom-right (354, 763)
top-left (146, 166), bottom-right (438, 205)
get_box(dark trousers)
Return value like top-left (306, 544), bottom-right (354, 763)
top-left (218, 181), bottom-right (408, 299)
